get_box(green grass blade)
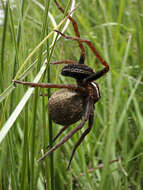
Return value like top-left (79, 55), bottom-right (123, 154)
top-left (0, 62), bottom-right (47, 144)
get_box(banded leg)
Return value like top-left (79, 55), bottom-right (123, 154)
top-left (13, 80), bottom-right (86, 94)
top-left (46, 125), bottom-right (69, 149)
top-left (37, 100), bottom-right (91, 162)
top-left (52, 125), bottom-right (69, 142)
top-left (51, 125), bottom-right (69, 145)
top-left (54, 30), bottom-right (109, 77)
top-left (67, 105), bottom-right (94, 169)
top-left (54, 0), bottom-right (85, 62)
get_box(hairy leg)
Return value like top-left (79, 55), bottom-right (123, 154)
top-left (54, 30), bottom-right (109, 73)
top-left (13, 80), bottom-right (86, 94)
top-left (54, 0), bottom-right (85, 61)
top-left (67, 104), bottom-right (94, 169)
top-left (51, 125), bottom-right (69, 144)
top-left (37, 100), bottom-right (91, 162)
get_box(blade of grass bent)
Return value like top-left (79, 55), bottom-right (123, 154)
top-left (14, 8), bottom-right (76, 80)
top-left (0, 62), bottom-right (47, 144)
top-left (32, 0), bottom-right (75, 47)
top-left (0, 6), bottom-right (76, 133)
top-left (0, 7), bottom-right (76, 103)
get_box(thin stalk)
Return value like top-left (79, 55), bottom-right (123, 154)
top-left (0, 6), bottom-right (9, 189)
top-left (20, 102), bottom-right (29, 190)
top-left (30, 0), bottom-right (51, 189)
top-left (42, 0), bottom-right (52, 189)
top-left (0, 2), bottom-right (8, 91)
top-left (7, 0), bottom-right (19, 69)
top-left (6, 0), bottom-right (25, 189)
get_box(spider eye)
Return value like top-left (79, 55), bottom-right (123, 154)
top-left (71, 68), bottom-right (84, 73)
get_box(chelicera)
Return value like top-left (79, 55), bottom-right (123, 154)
top-left (14, 0), bottom-right (109, 169)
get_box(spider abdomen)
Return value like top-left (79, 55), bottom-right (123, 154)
top-left (48, 89), bottom-right (84, 126)
top-left (61, 64), bottom-right (94, 81)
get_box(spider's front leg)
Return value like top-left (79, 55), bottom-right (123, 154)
top-left (13, 80), bottom-right (85, 93)
top-left (54, 0), bottom-right (85, 61)
top-left (54, 30), bottom-right (109, 79)
top-left (14, 80), bottom-right (87, 126)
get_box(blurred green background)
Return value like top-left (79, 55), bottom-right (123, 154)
top-left (0, 0), bottom-right (143, 189)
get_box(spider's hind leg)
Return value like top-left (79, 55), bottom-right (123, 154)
top-left (67, 104), bottom-right (94, 170)
top-left (54, 30), bottom-right (109, 75)
top-left (46, 125), bottom-right (69, 149)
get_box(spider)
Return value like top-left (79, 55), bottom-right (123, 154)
top-left (14, 0), bottom-right (109, 170)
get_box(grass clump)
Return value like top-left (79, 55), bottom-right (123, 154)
top-left (0, 0), bottom-right (143, 189)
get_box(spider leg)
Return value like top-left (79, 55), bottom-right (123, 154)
top-left (51, 60), bottom-right (78, 65)
top-left (50, 125), bottom-right (69, 144)
top-left (46, 125), bottom-right (69, 149)
top-left (54, 30), bottom-right (109, 77)
top-left (83, 69), bottom-right (108, 83)
top-left (13, 80), bottom-right (86, 93)
top-left (37, 100), bottom-right (91, 162)
top-left (67, 104), bottom-right (94, 170)
top-left (54, 0), bottom-right (85, 62)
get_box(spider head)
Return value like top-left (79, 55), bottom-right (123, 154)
top-left (61, 64), bottom-right (95, 82)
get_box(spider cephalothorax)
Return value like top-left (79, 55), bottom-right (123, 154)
top-left (14, 0), bottom-right (109, 170)
top-left (61, 63), bottom-right (101, 103)
top-left (61, 63), bottom-right (95, 80)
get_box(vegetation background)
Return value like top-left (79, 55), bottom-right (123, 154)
top-left (0, 0), bottom-right (143, 189)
